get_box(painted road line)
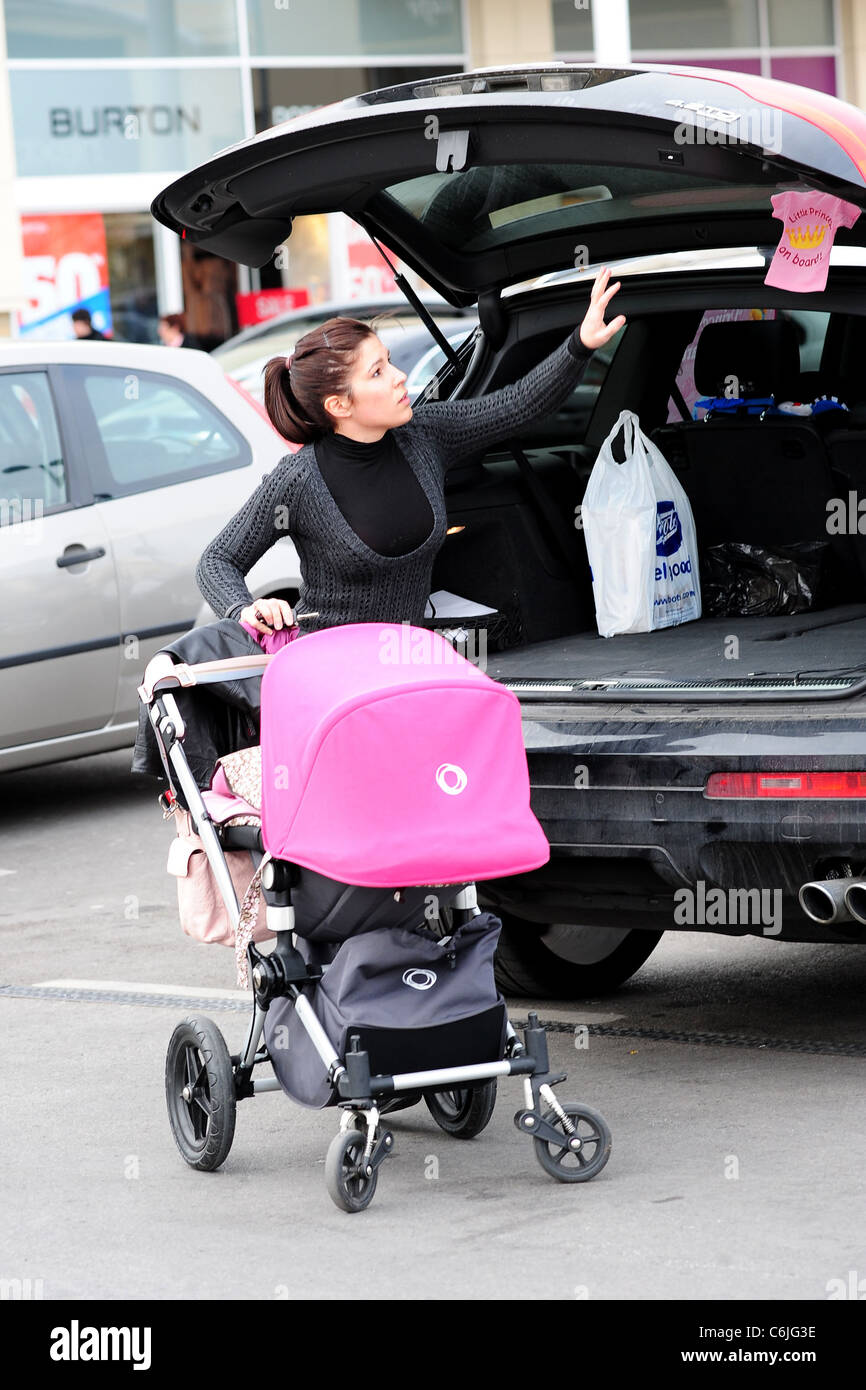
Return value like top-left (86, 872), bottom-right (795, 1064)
top-left (33, 978), bottom-right (249, 1000)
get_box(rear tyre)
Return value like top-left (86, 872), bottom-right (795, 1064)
top-left (494, 914), bottom-right (663, 998)
top-left (425, 1080), bottom-right (497, 1138)
top-left (165, 1016), bottom-right (236, 1171)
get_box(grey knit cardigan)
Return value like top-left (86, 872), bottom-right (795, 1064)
top-left (196, 329), bottom-right (593, 632)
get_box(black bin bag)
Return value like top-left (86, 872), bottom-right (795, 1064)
top-left (701, 541), bottom-right (829, 617)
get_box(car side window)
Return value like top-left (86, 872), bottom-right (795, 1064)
top-left (0, 371), bottom-right (67, 523)
top-left (667, 308), bottom-right (833, 422)
top-left (76, 368), bottom-right (250, 498)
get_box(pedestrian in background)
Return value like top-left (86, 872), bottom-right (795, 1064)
top-left (71, 308), bottom-right (108, 340)
top-left (158, 312), bottom-right (202, 349)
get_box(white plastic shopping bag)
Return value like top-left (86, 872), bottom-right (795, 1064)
top-left (581, 410), bottom-right (701, 638)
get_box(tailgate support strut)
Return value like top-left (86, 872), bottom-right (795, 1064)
top-left (364, 229), bottom-right (464, 373)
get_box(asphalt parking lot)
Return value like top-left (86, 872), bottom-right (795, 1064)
top-left (1, 749), bottom-right (864, 1302)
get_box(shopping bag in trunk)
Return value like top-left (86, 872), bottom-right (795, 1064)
top-left (581, 409), bottom-right (701, 637)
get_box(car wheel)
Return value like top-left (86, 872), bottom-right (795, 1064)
top-left (493, 913), bottom-right (663, 998)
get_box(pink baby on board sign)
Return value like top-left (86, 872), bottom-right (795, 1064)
top-left (764, 189), bottom-right (861, 293)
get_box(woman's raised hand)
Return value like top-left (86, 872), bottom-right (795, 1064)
top-left (579, 266), bottom-right (626, 351)
top-left (239, 596), bottom-right (295, 633)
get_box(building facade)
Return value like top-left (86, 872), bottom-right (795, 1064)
top-left (0, 0), bottom-right (853, 342)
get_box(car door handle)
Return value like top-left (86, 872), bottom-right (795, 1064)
top-left (56, 546), bottom-right (107, 567)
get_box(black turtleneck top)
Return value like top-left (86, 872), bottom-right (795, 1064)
top-left (313, 428), bottom-right (435, 557)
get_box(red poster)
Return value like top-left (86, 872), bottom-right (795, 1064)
top-left (235, 286), bottom-right (310, 329)
top-left (17, 213), bottom-right (111, 338)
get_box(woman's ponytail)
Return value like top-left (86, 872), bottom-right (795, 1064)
top-left (263, 357), bottom-right (319, 445)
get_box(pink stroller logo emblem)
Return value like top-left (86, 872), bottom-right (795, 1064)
top-left (435, 762), bottom-right (468, 795)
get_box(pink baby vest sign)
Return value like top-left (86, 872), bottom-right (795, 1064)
top-left (764, 190), bottom-right (861, 293)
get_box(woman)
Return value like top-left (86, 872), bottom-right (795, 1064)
top-left (158, 312), bottom-right (202, 350)
top-left (196, 267), bottom-right (625, 639)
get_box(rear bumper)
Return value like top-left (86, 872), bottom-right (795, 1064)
top-left (477, 704), bottom-right (866, 942)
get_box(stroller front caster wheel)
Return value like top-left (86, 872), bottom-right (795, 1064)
top-left (425, 1080), bottom-right (497, 1139)
top-left (165, 1016), bottom-right (236, 1172)
top-left (325, 1130), bottom-right (379, 1213)
top-left (533, 1104), bottom-right (611, 1183)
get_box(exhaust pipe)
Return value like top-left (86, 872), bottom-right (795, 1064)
top-left (798, 874), bottom-right (855, 924)
top-left (844, 879), bottom-right (866, 925)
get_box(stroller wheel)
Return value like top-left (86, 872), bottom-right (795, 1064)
top-left (425, 1080), bottom-right (497, 1139)
top-left (533, 1103), bottom-right (611, 1183)
top-left (165, 1016), bottom-right (237, 1172)
top-left (325, 1130), bottom-right (378, 1213)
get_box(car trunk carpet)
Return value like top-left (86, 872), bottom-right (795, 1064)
top-left (486, 603), bottom-right (866, 684)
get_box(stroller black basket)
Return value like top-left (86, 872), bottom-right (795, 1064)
top-left (265, 913), bottom-right (507, 1109)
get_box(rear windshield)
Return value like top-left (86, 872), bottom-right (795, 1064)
top-left (383, 164), bottom-right (790, 256)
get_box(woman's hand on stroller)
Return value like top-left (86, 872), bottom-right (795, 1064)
top-left (239, 596), bottom-right (295, 634)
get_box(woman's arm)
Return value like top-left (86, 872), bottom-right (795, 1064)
top-left (195, 456), bottom-right (303, 621)
top-left (411, 267), bottom-right (625, 472)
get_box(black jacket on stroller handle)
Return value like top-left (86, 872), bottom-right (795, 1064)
top-left (131, 620), bottom-right (267, 802)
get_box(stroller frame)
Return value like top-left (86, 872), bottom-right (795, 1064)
top-left (141, 651), bottom-right (612, 1211)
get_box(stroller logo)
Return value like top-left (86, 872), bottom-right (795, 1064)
top-left (656, 501), bottom-right (682, 557)
top-left (435, 762), bottom-right (468, 795)
top-left (402, 968), bottom-right (437, 991)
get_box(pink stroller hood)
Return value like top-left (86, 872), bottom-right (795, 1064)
top-left (260, 623), bottom-right (550, 887)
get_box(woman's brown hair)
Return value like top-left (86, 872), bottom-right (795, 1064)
top-left (263, 313), bottom-right (398, 446)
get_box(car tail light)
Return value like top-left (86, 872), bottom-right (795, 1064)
top-left (705, 771), bottom-right (866, 799)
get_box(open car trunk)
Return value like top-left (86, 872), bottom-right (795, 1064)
top-left (483, 605), bottom-right (866, 692)
top-left (430, 387), bottom-right (866, 702)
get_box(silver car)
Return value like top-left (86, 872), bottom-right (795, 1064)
top-left (0, 339), bottom-right (300, 772)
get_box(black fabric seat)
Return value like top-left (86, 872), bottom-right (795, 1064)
top-left (651, 319), bottom-right (859, 593)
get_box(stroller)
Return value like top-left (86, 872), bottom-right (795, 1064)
top-left (139, 621), bottom-right (611, 1212)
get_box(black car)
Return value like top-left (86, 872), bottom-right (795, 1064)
top-left (153, 61), bottom-right (866, 997)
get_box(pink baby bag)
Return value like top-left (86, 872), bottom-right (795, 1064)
top-left (167, 804), bottom-right (274, 948)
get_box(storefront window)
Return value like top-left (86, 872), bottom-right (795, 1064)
top-left (5, 0), bottom-right (239, 59)
top-left (10, 67), bottom-right (246, 177)
top-left (550, 0), bottom-right (595, 52)
top-left (628, 0), bottom-right (759, 49)
top-left (247, 0), bottom-right (464, 60)
top-left (552, 0), bottom-right (837, 97)
top-left (252, 64), bottom-right (462, 131)
top-left (105, 213), bottom-right (159, 344)
top-left (768, 0), bottom-right (834, 48)
top-left (554, 0), bottom-right (761, 52)
top-left (258, 214), bottom-right (331, 306)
